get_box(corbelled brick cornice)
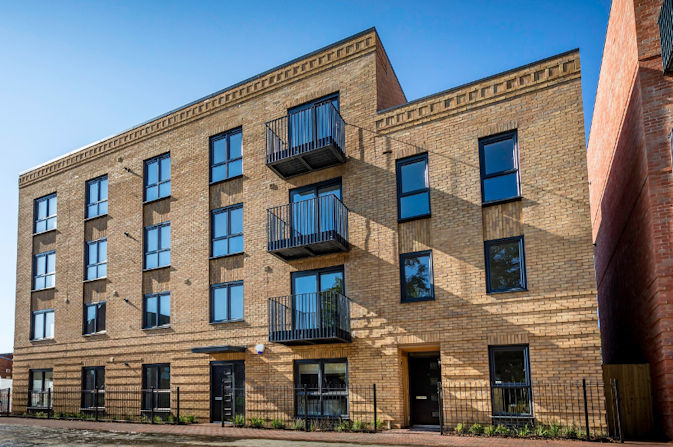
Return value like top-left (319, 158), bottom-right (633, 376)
top-left (375, 49), bottom-right (581, 134)
top-left (19, 30), bottom-right (377, 188)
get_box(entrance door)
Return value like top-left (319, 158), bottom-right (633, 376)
top-left (409, 353), bottom-right (441, 425)
top-left (211, 363), bottom-right (235, 422)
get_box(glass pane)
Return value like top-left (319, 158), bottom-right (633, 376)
top-left (230, 207), bottom-right (243, 235)
top-left (88, 243), bottom-right (98, 265)
top-left (404, 253), bottom-right (432, 299)
top-left (97, 303), bottom-right (106, 332)
top-left (146, 228), bottom-right (158, 252)
top-left (228, 235), bottom-right (243, 254)
top-left (211, 137), bottom-right (227, 165)
top-left (46, 253), bottom-right (55, 273)
top-left (44, 312), bottom-right (54, 338)
top-left (32, 373), bottom-right (43, 392)
top-left (98, 263), bottom-right (107, 278)
top-left (146, 160), bottom-right (158, 185)
top-left (492, 386), bottom-right (531, 415)
top-left (88, 181), bottom-right (99, 204)
top-left (212, 239), bottom-right (227, 257)
top-left (400, 191), bottom-right (430, 219)
top-left (159, 294), bottom-right (170, 326)
top-left (145, 296), bottom-right (158, 327)
top-left (400, 159), bottom-right (428, 193)
top-left (320, 271), bottom-right (344, 294)
top-left (87, 204), bottom-right (98, 219)
top-left (483, 173), bottom-right (519, 203)
top-left (45, 274), bottom-right (55, 288)
top-left (85, 369), bottom-right (96, 390)
top-left (37, 198), bottom-right (47, 219)
top-left (291, 196), bottom-right (316, 236)
top-left (297, 363), bottom-right (319, 388)
top-left (213, 211), bottom-right (228, 238)
top-left (44, 371), bottom-right (53, 390)
top-left (36, 255), bottom-right (46, 275)
top-left (46, 216), bottom-right (57, 230)
top-left (34, 276), bottom-right (45, 290)
top-left (324, 362), bottom-right (347, 388)
top-left (87, 266), bottom-right (97, 281)
top-left (160, 156), bottom-right (171, 181)
top-left (145, 253), bottom-right (158, 270)
top-left (48, 196), bottom-right (57, 216)
top-left (230, 284), bottom-right (243, 320)
top-left (97, 368), bottom-right (105, 389)
top-left (144, 366), bottom-right (156, 389)
top-left (99, 240), bottom-right (107, 262)
top-left (228, 132), bottom-right (242, 160)
top-left (293, 273), bottom-right (317, 295)
top-left (483, 137), bottom-right (515, 175)
top-left (493, 348), bottom-right (526, 383)
top-left (488, 240), bottom-right (523, 291)
top-left (35, 220), bottom-right (46, 234)
top-left (86, 305), bottom-right (96, 333)
top-left (99, 200), bottom-right (108, 215)
top-left (33, 313), bottom-right (44, 339)
top-left (158, 250), bottom-right (170, 267)
top-left (100, 178), bottom-right (108, 200)
top-left (228, 159), bottom-right (242, 178)
top-left (211, 164), bottom-right (226, 183)
top-left (145, 185), bottom-right (158, 202)
top-left (212, 287), bottom-right (228, 321)
top-left (160, 225), bottom-right (170, 250)
top-left (158, 181), bottom-right (170, 198)
top-left (159, 366), bottom-right (170, 389)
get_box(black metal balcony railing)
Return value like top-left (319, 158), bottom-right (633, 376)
top-left (267, 194), bottom-right (349, 260)
top-left (660, 0), bottom-right (673, 73)
top-left (265, 102), bottom-right (346, 178)
top-left (268, 291), bottom-right (352, 345)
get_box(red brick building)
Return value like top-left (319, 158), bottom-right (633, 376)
top-left (0, 354), bottom-right (12, 379)
top-left (588, 0), bottom-right (673, 439)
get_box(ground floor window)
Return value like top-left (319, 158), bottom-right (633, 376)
top-left (489, 345), bottom-right (532, 417)
top-left (29, 369), bottom-right (53, 408)
top-left (142, 364), bottom-right (170, 411)
top-left (295, 359), bottom-right (347, 418)
top-left (81, 366), bottom-right (105, 409)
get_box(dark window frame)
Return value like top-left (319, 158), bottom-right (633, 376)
top-left (144, 221), bottom-right (171, 270)
top-left (143, 292), bottom-right (171, 329)
top-left (85, 175), bottom-right (108, 219)
top-left (33, 193), bottom-right (57, 234)
top-left (210, 127), bottom-right (243, 184)
top-left (210, 204), bottom-right (244, 258)
top-left (488, 345), bottom-right (532, 418)
top-left (210, 281), bottom-right (244, 323)
top-left (33, 250), bottom-right (56, 291)
top-left (81, 366), bottom-right (105, 409)
top-left (28, 368), bottom-right (53, 409)
top-left (293, 358), bottom-right (348, 418)
top-left (85, 238), bottom-right (107, 281)
top-left (478, 130), bottom-right (521, 206)
top-left (143, 152), bottom-right (171, 203)
top-left (31, 308), bottom-right (54, 341)
top-left (395, 153), bottom-right (431, 222)
top-left (399, 250), bottom-right (435, 303)
top-left (484, 235), bottom-right (527, 294)
top-left (142, 363), bottom-right (170, 411)
top-left (83, 301), bottom-right (106, 335)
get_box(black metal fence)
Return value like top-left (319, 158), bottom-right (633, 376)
top-left (0, 389), bottom-right (9, 415)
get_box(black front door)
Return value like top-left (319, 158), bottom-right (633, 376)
top-left (409, 353), bottom-right (441, 425)
top-left (211, 363), bottom-right (235, 422)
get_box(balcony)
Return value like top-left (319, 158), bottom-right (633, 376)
top-left (268, 291), bottom-right (352, 345)
top-left (265, 102), bottom-right (346, 178)
top-left (267, 195), bottom-right (349, 260)
top-left (660, 0), bottom-right (673, 74)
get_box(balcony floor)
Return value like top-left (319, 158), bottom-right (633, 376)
top-left (266, 138), bottom-right (346, 179)
top-left (269, 327), bottom-right (351, 345)
top-left (268, 231), bottom-right (348, 261)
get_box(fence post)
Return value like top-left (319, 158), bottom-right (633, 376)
top-left (47, 389), bottom-right (52, 418)
top-left (613, 379), bottom-right (623, 443)
top-left (582, 379), bottom-right (590, 440)
top-left (373, 384), bottom-right (377, 433)
top-left (176, 387), bottom-right (180, 425)
top-left (304, 384), bottom-right (309, 432)
top-left (221, 379), bottom-right (225, 428)
top-left (437, 381), bottom-right (444, 435)
top-left (151, 387), bottom-right (155, 424)
top-left (6, 389), bottom-right (10, 415)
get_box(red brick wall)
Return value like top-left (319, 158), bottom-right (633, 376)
top-left (588, 0), bottom-right (673, 439)
top-left (0, 354), bottom-right (12, 379)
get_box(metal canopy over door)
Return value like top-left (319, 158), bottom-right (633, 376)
top-left (409, 353), bottom-right (441, 426)
top-left (211, 363), bottom-right (236, 423)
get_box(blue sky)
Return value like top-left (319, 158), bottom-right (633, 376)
top-left (0, 0), bottom-right (611, 352)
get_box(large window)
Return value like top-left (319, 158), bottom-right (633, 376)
top-left (144, 153), bottom-right (171, 202)
top-left (295, 359), bottom-right (347, 418)
top-left (291, 266), bottom-right (344, 330)
top-left (34, 193), bottom-right (57, 233)
top-left (489, 345), bottom-right (531, 417)
top-left (479, 131), bottom-right (520, 204)
top-left (144, 222), bottom-right (170, 269)
top-left (82, 366), bottom-right (105, 409)
top-left (84, 302), bottom-right (106, 335)
top-left (29, 369), bottom-right (53, 408)
top-left (210, 281), bottom-right (243, 323)
top-left (400, 250), bottom-right (434, 302)
top-left (211, 204), bottom-right (243, 257)
top-left (484, 236), bottom-right (526, 293)
top-left (288, 93), bottom-right (339, 150)
top-left (289, 179), bottom-right (342, 237)
top-left (142, 364), bottom-right (170, 411)
top-left (210, 128), bottom-right (242, 183)
top-left (143, 292), bottom-right (170, 329)
top-left (33, 251), bottom-right (55, 290)
top-left (86, 175), bottom-right (108, 218)
top-left (31, 309), bottom-right (54, 340)
top-left (85, 238), bottom-right (107, 280)
top-left (396, 153), bottom-right (430, 221)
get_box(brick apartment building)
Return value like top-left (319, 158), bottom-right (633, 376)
top-left (0, 354), bottom-right (12, 380)
top-left (13, 28), bottom-right (602, 427)
top-left (588, 0), bottom-right (673, 439)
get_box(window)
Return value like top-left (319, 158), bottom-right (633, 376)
top-left (489, 345), bottom-right (531, 417)
top-left (288, 93), bottom-right (339, 150)
top-left (142, 364), bottom-right (170, 411)
top-left (289, 179), bottom-right (342, 237)
top-left (85, 238), bottom-right (107, 280)
top-left (210, 128), bottom-right (242, 183)
top-left (479, 131), bottom-right (520, 204)
top-left (33, 251), bottom-right (55, 290)
top-left (83, 302), bottom-right (106, 335)
top-left (144, 153), bottom-right (171, 202)
top-left (210, 281), bottom-right (244, 323)
top-left (211, 204), bottom-right (243, 257)
top-left (31, 309), bottom-right (54, 340)
top-left (34, 193), bottom-right (57, 233)
top-left (400, 250), bottom-right (434, 302)
top-left (484, 236), bottom-right (526, 293)
top-left (292, 266), bottom-right (344, 330)
top-left (396, 154), bottom-right (430, 221)
top-left (86, 175), bottom-right (108, 219)
top-left (81, 366), bottom-right (105, 409)
top-left (144, 222), bottom-right (170, 269)
top-left (295, 359), bottom-right (347, 418)
top-left (29, 369), bottom-right (53, 408)
top-left (143, 292), bottom-right (170, 329)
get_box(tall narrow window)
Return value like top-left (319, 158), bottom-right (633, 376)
top-left (28, 369), bottom-right (53, 408)
top-left (210, 128), bottom-right (242, 183)
top-left (33, 251), bottom-right (55, 290)
top-left (85, 238), bottom-right (107, 280)
top-left (83, 302), bottom-right (106, 335)
top-left (295, 359), bottom-right (347, 418)
top-left (31, 309), bottom-right (54, 340)
top-left (288, 94), bottom-right (339, 150)
top-left (396, 154), bottom-right (430, 221)
top-left (211, 204), bottom-right (243, 257)
top-left (86, 175), bottom-right (108, 218)
top-left (489, 345), bottom-right (532, 418)
top-left (400, 250), bottom-right (434, 302)
top-left (143, 292), bottom-right (170, 329)
top-left (479, 131), bottom-right (520, 204)
top-left (144, 222), bottom-right (170, 269)
top-left (34, 193), bottom-right (57, 233)
top-left (210, 281), bottom-right (244, 323)
top-left (81, 366), bottom-right (105, 409)
top-left (291, 266), bottom-right (344, 330)
top-left (142, 364), bottom-right (170, 411)
top-left (144, 153), bottom-right (171, 202)
top-left (484, 236), bottom-right (526, 293)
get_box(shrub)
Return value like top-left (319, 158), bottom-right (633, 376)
top-left (375, 418), bottom-right (384, 430)
top-left (516, 424), bottom-right (532, 437)
top-left (561, 425), bottom-right (577, 439)
top-left (454, 422), bottom-right (465, 434)
top-left (232, 414), bottom-right (245, 427)
top-left (535, 425), bottom-right (549, 437)
top-left (167, 414), bottom-right (175, 424)
top-left (289, 419), bottom-right (305, 430)
top-left (468, 423), bottom-right (484, 435)
top-left (494, 424), bottom-right (510, 436)
top-left (34, 411), bottom-right (48, 419)
top-left (248, 417), bottom-right (265, 428)
top-left (351, 420), bottom-right (367, 432)
top-left (271, 418), bottom-right (285, 429)
top-left (484, 425), bottom-right (496, 436)
top-left (336, 420), bottom-right (352, 432)
top-left (548, 423), bottom-right (561, 437)
top-left (153, 416), bottom-right (163, 424)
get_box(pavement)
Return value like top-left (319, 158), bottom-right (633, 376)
top-left (0, 417), bottom-right (671, 446)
